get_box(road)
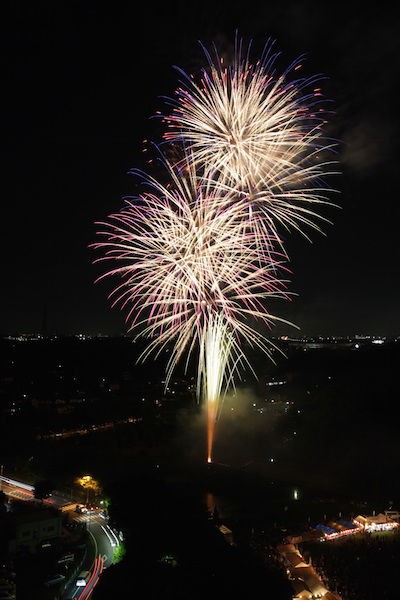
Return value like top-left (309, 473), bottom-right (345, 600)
top-left (0, 475), bottom-right (119, 599)
top-left (63, 514), bottom-right (119, 599)
top-left (0, 476), bottom-right (74, 509)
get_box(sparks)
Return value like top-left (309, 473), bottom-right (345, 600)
top-left (162, 36), bottom-right (338, 244)
top-left (93, 35), bottom-right (338, 462)
top-left (93, 155), bottom-right (292, 461)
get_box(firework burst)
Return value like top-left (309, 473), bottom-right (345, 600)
top-left (92, 156), bottom-right (293, 460)
top-left (162, 37), bottom-right (338, 243)
top-left (93, 156), bottom-right (291, 379)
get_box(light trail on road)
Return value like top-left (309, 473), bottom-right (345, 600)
top-left (74, 555), bottom-right (104, 600)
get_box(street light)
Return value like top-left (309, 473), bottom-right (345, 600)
top-left (75, 475), bottom-right (92, 504)
top-left (75, 475), bottom-right (101, 506)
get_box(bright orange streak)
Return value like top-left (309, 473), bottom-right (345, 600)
top-left (207, 401), bottom-right (217, 463)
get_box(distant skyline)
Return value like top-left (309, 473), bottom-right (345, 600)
top-left (5, 2), bottom-right (400, 336)
top-left (2, 332), bottom-right (398, 342)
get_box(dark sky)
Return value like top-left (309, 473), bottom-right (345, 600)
top-left (5, 1), bottom-right (400, 336)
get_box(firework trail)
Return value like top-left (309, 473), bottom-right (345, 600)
top-left (94, 36), bottom-right (337, 462)
top-left (92, 156), bottom-right (292, 461)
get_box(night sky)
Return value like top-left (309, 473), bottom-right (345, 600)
top-left (5, 1), bottom-right (400, 336)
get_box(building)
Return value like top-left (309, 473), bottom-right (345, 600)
top-left (217, 524), bottom-right (234, 545)
top-left (384, 510), bottom-right (400, 522)
top-left (354, 513), bottom-right (399, 532)
top-left (277, 544), bottom-right (342, 600)
top-left (5, 507), bottom-right (62, 554)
